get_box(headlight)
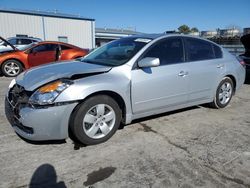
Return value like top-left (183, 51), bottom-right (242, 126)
top-left (29, 80), bottom-right (73, 105)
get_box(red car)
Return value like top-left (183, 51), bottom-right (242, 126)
top-left (0, 37), bottom-right (89, 77)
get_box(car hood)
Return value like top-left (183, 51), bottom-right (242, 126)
top-left (240, 34), bottom-right (250, 57)
top-left (16, 60), bottom-right (112, 91)
top-left (0, 49), bottom-right (15, 54)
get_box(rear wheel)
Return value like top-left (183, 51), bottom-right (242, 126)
top-left (70, 95), bottom-right (122, 145)
top-left (210, 77), bottom-right (234, 108)
top-left (1, 59), bottom-right (23, 77)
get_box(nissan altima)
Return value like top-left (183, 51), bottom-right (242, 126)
top-left (5, 34), bottom-right (246, 145)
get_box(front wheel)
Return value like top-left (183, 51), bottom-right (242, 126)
top-left (210, 77), bottom-right (234, 108)
top-left (1, 60), bottom-right (23, 77)
top-left (70, 95), bottom-right (122, 145)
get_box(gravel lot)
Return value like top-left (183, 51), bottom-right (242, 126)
top-left (0, 76), bottom-right (250, 188)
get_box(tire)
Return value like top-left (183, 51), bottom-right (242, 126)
top-left (1, 60), bottom-right (23, 77)
top-left (209, 77), bottom-right (234, 109)
top-left (70, 95), bottom-right (122, 145)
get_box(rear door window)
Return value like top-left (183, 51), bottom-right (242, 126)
top-left (185, 38), bottom-right (215, 61)
top-left (16, 39), bottom-right (23, 45)
top-left (21, 39), bottom-right (33, 45)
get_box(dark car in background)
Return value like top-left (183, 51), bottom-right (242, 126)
top-left (0, 37), bottom-right (89, 77)
top-left (240, 34), bottom-right (250, 75)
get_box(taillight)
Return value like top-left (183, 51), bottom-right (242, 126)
top-left (236, 56), bottom-right (246, 67)
top-left (239, 60), bottom-right (246, 67)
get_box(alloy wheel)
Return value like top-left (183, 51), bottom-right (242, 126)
top-left (83, 104), bottom-right (116, 139)
top-left (4, 61), bottom-right (20, 76)
top-left (218, 81), bottom-right (232, 105)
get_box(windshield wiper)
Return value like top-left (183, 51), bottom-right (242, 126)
top-left (82, 59), bottom-right (102, 64)
top-left (82, 59), bottom-right (117, 67)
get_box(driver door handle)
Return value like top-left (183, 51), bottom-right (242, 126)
top-left (217, 64), bottom-right (224, 68)
top-left (178, 71), bottom-right (188, 77)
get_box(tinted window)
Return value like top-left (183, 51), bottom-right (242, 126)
top-left (16, 39), bottom-right (23, 45)
top-left (143, 37), bottom-right (184, 65)
top-left (32, 44), bottom-right (58, 53)
top-left (61, 45), bottom-right (72, 50)
top-left (213, 44), bottom-right (223, 58)
top-left (21, 39), bottom-right (32, 45)
top-left (185, 38), bottom-right (215, 61)
top-left (8, 39), bottom-right (17, 45)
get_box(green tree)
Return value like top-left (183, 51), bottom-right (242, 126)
top-left (178, 25), bottom-right (190, 34)
top-left (190, 27), bottom-right (199, 33)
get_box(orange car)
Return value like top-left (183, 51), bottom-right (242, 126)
top-left (0, 37), bottom-right (89, 77)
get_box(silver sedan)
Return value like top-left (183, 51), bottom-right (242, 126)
top-left (5, 34), bottom-right (246, 145)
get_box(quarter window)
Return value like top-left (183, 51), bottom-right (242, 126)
top-left (213, 44), bottom-right (223, 58)
top-left (185, 38), bottom-right (215, 61)
top-left (143, 37), bottom-right (184, 65)
top-left (61, 45), bottom-right (72, 50)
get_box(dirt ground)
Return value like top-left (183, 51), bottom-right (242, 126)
top-left (0, 76), bottom-right (250, 188)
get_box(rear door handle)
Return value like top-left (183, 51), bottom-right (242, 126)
top-left (178, 71), bottom-right (188, 77)
top-left (217, 64), bottom-right (224, 68)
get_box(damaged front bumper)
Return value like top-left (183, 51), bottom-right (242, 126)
top-left (5, 93), bottom-right (77, 141)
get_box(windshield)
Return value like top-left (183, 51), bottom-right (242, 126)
top-left (82, 37), bottom-right (152, 66)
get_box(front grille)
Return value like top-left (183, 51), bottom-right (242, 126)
top-left (6, 87), bottom-right (34, 135)
top-left (8, 84), bottom-right (32, 117)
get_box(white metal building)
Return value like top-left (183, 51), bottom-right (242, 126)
top-left (0, 9), bottom-right (95, 49)
top-left (95, 28), bottom-right (141, 47)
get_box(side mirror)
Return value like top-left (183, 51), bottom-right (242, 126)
top-left (138, 57), bottom-right (160, 68)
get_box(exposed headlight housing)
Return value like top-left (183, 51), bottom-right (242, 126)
top-left (29, 80), bottom-right (73, 105)
top-left (8, 79), bottom-right (16, 89)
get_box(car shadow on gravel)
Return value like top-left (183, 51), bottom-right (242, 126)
top-left (17, 131), bottom-right (88, 151)
top-left (69, 106), bottom-right (201, 150)
top-left (129, 106), bottom-right (200, 126)
top-left (16, 106), bottom-right (204, 149)
top-left (29, 163), bottom-right (66, 188)
top-left (16, 133), bottom-right (66, 145)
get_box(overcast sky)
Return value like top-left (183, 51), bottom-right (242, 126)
top-left (0, 0), bottom-right (249, 33)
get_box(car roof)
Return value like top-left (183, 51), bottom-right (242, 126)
top-left (33, 41), bottom-right (81, 49)
top-left (7, 37), bottom-right (42, 41)
top-left (128, 33), bottom-right (165, 40)
top-left (129, 33), bottom-right (222, 47)
top-left (131, 33), bottom-right (202, 40)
